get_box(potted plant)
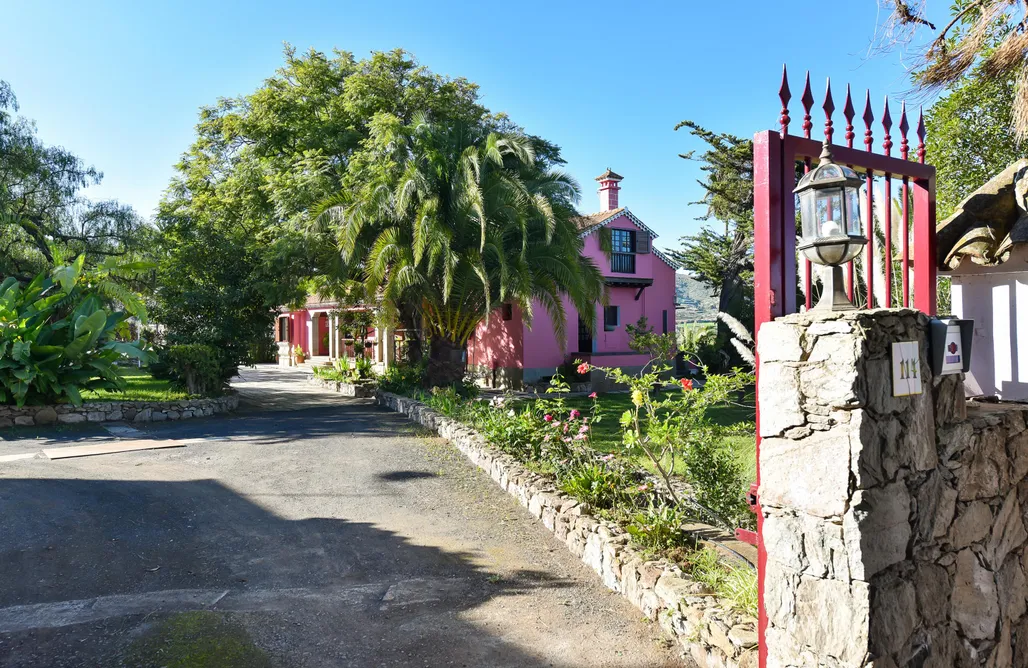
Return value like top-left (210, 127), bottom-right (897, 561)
top-left (293, 345), bottom-right (306, 365)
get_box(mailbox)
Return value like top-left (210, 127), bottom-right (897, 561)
top-left (929, 317), bottom-right (973, 376)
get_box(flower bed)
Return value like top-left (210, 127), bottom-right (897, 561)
top-left (0, 395), bottom-right (239, 427)
top-left (378, 389), bottom-right (758, 667)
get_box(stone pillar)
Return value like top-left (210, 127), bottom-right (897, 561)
top-left (330, 315), bottom-right (338, 360)
top-left (758, 310), bottom-right (950, 667)
top-left (382, 327), bottom-right (394, 369)
top-left (306, 313), bottom-right (314, 358)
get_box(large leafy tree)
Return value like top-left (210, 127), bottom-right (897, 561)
top-left (0, 81), bottom-right (148, 279)
top-left (926, 63), bottom-right (1019, 219)
top-left (889, 0), bottom-right (1028, 139)
top-left (316, 114), bottom-right (605, 386)
top-left (670, 122), bottom-right (754, 335)
top-left (156, 47), bottom-right (494, 368)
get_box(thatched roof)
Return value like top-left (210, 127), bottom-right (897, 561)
top-left (938, 159), bottom-right (1028, 270)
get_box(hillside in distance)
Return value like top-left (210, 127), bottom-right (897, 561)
top-left (676, 273), bottom-right (718, 323)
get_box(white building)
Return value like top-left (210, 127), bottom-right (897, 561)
top-left (940, 159), bottom-right (1028, 401)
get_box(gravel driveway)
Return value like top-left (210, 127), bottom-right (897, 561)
top-left (0, 366), bottom-right (684, 667)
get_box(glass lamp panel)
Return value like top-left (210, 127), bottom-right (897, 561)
top-left (815, 188), bottom-right (844, 237)
top-left (844, 186), bottom-right (861, 236)
top-left (800, 190), bottom-right (819, 241)
top-left (815, 164), bottom-right (842, 181)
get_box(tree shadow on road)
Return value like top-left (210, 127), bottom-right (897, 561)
top-left (0, 477), bottom-right (589, 668)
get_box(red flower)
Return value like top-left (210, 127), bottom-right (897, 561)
top-left (544, 414), bottom-right (553, 422)
top-left (588, 392), bottom-right (597, 399)
top-left (577, 362), bottom-right (590, 375)
top-left (680, 378), bottom-right (694, 391)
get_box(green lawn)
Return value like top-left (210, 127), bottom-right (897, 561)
top-left (82, 367), bottom-right (189, 403)
top-left (538, 387), bottom-right (757, 491)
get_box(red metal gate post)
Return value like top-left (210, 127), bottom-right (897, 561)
top-left (912, 110), bottom-right (937, 315)
top-left (752, 128), bottom-right (792, 668)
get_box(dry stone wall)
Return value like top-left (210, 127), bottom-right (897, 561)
top-left (758, 309), bottom-right (1028, 667)
top-left (377, 391), bottom-right (758, 668)
top-left (306, 375), bottom-right (376, 398)
top-left (0, 395), bottom-right (239, 428)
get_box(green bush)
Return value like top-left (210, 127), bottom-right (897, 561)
top-left (152, 345), bottom-right (222, 397)
top-left (378, 362), bottom-right (426, 395)
top-left (626, 504), bottom-right (691, 552)
top-left (0, 258), bottom-right (152, 406)
top-left (558, 460), bottom-right (633, 510)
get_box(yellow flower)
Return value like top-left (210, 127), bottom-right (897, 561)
top-left (631, 389), bottom-right (645, 407)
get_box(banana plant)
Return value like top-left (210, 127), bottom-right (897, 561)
top-left (0, 255), bottom-right (154, 407)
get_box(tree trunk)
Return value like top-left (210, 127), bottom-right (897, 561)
top-left (400, 301), bottom-right (424, 365)
top-left (427, 335), bottom-right (467, 387)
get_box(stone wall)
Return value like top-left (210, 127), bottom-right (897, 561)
top-left (306, 375), bottom-right (376, 398)
top-left (758, 309), bottom-right (1028, 667)
top-left (377, 391), bottom-right (759, 668)
top-left (0, 395), bottom-right (239, 428)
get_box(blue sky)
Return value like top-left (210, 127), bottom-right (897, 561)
top-left (2, 1), bottom-right (944, 252)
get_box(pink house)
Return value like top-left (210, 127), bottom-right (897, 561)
top-left (273, 296), bottom-right (399, 368)
top-left (467, 170), bottom-right (678, 388)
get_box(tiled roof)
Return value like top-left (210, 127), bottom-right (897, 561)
top-left (938, 159), bottom-right (1028, 270)
top-left (595, 168), bottom-right (624, 181)
top-left (574, 208), bottom-right (625, 236)
top-left (572, 207), bottom-right (679, 271)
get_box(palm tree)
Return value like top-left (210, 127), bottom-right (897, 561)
top-left (314, 114), bottom-right (605, 386)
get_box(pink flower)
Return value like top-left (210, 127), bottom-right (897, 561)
top-left (637, 484), bottom-right (649, 492)
top-left (569, 409), bottom-right (581, 420)
top-left (577, 362), bottom-right (590, 375)
top-left (588, 392), bottom-right (597, 399)
top-left (681, 378), bottom-right (694, 391)
top-left (544, 414), bottom-right (553, 422)
top-left (544, 434), bottom-right (551, 442)
top-left (563, 423), bottom-right (569, 433)
top-left (601, 454), bottom-right (615, 462)
top-left (574, 433), bottom-right (586, 440)
top-left (578, 425), bottom-right (589, 434)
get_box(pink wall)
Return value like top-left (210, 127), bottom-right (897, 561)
top-left (468, 305), bottom-right (524, 369)
top-left (522, 295), bottom-right (574, 371)
top-left (285, 310), bottom-right (309, 355)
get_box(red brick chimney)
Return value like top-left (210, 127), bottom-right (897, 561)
top-left (595, 168), bottom-right (623, 212)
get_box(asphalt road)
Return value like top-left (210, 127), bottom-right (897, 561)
top-left (0, 366), bottom-right (683, 667)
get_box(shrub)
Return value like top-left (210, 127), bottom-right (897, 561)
top-left (626, 504), bottom-right (691, 552)
top-left (0, 259), bottom-right (152, 406)
top-left (586, 354), bottom-right (753, 531)
top-left (152, 344), bottom-right (222, 396)
top-left (558, 460), bottom-right (633, 510)
top-left (353, 355), bottom-right (374, 380)
top-left (378, 362), bottom-right (426, 395)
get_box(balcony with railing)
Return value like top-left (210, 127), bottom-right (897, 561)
top-left (610, 252), bottom-right (636, 274)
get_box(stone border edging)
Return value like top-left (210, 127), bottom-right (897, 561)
top-left (0, 395), bottom-right (239, 428)
top-left (307, 375), bottom-right (377, 398)
top-left (376, 390), bottom-right (757, 668)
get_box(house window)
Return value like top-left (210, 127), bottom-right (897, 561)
top-left (604, 306), bottom-right (619, 331)
top-left (502, 303), bottom-right (513, 321)
top-left (277, 317), bottom-right (289, 342)
top-left (662, 310), bottom-right (668, 334)
top-left (610, 228), bottom-right (636, 274)
top-left (611, 229), bottom-right (635, 254)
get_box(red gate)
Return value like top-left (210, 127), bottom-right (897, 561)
top-left (751, 67), bottom-right (937, 667)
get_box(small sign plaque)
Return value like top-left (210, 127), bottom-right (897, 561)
top-left (940, 324), bottom-right (965, 375)
top-left (892, 341), bottom-right (923, 397)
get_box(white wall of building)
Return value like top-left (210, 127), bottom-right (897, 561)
top-left (949, 245), bottom-right (1028, 401)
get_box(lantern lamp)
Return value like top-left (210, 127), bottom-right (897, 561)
top-left (794, 141), bottom-right (867, 310)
